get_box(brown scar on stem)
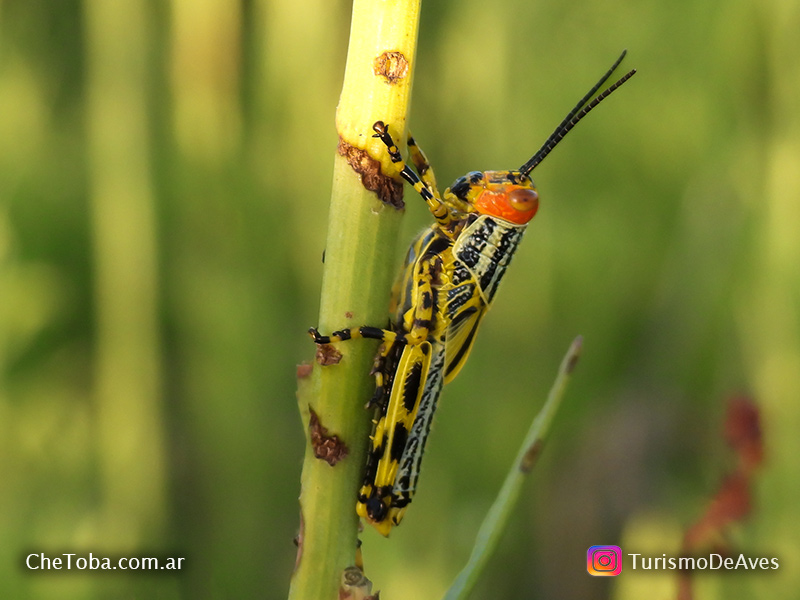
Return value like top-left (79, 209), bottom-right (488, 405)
top-left (339, 566), bottom-right (374, 600)
top-left (308, 407), bottom-right (348, 466)
top-left (520, 439), bottom-right (544, 473)
top-left (374, 50), bottom-right (409, 85)
top-left (566, 336), bottom-right (583, 374)
top-left (345, 311), bottom-right (354, 319)
top-left (316, 343), bottom-right (343, 366)
top-left (296, 363), bottom-right (313, 379)
top-left (338, 138), bottom-right (403, 208)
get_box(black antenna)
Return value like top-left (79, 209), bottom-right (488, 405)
top-left (519, 50), bottom-right (636, 177)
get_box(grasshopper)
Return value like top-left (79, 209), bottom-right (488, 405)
top-left (311, 51), bottom-right (635, 536)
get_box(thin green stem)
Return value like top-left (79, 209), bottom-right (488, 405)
top-left (442, 336), bottom-right (583, 600)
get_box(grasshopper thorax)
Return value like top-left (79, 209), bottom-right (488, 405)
top-left (448, 170), bottom-right (540, 226)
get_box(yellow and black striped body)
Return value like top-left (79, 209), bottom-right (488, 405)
top-left (355, 209), bottom-right (529, 535)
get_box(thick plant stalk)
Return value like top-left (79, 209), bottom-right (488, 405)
top-left (289, 1), bottom-right (422, 599)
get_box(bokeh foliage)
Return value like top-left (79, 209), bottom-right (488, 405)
top-left (1, 0), bottom-right (798, 599)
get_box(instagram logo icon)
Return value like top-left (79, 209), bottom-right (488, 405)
top-left (587, 545), bottom-right (622, 576)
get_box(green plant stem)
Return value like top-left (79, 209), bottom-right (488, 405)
top-left (442, 336), bottom-right (583, 600)
top-left (289, 1), bottom-right (422, 599)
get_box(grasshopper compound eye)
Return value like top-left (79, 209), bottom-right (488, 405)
top-left (509, 188), bottom-right (539, 213)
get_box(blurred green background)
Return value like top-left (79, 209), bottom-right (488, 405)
top-left (1, 0), bottom-right (798, 598)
